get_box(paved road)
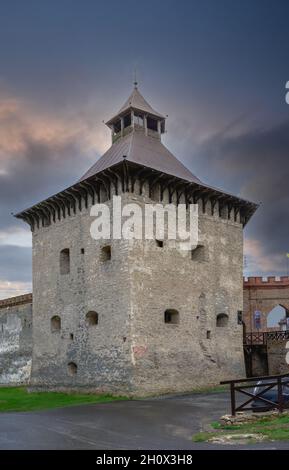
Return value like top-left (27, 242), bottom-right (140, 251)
top-left (0, 392), bottom-right (288, 450)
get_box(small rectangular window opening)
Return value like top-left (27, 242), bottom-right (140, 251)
top-left (101, 245), bottom-right (111, 262)
top-left (164, 310), bottom-right (179, 324)
top-left (237, 310), bottom-right (243, 325)
top-left (123, 113), bottom-right (131, 128)
top-left (147, 116), bottom-right (158, 131)
top-left (113, 119), bottom-right (121, 134)
top-left (60, 248), bottom-right (70, 275)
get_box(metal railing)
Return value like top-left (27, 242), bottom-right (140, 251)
top-left (220, 373), bottom-right (289, 416)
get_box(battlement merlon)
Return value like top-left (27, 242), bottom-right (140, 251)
top-left (243, 276), bottom-right (289, 287)
top-left (0, 293), bottom-right (32, 309)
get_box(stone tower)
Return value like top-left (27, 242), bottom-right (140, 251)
top-left (16, 84), bottom-right (257, 395)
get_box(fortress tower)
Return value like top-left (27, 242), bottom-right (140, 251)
top-left (16, 85), bottom-right (257, 395)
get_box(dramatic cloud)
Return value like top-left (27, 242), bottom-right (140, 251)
top-left (0, 90), bottom-right (110, 298)
top-left (0, 0), bottom-right (288, 300)
top-left (1, 89), bottom-right (289, 298)
top-left (244, 238), bottom-right (286, 277)
top-left (191, 120), bottom-right (289, 276)
top-left (0, 88), bottom-right (112, 226)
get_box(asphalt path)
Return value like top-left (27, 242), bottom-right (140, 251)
top-left (0, 392), bottom-right (288, 450)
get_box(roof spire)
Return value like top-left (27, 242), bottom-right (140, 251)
top-left (133, 68), bottom-right (138, 89)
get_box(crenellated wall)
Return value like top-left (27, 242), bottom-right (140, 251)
top-left (243, 276), bottom-right (289, 333)
top-left (244, 276), bottom-right (289, 287)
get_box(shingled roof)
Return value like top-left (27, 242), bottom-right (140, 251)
top-left (80, 130), bottom-right (202, 184)
top-left (15, 85), bottom-right (258, 230)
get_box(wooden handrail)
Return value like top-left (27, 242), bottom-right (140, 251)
top-left (234, 380), bottom-right (289, 390)
top-left (221, 373), bottom-right (289, 415)
top-left (244, 330), bottom-right (289, 346)
top-left (221, 372), bottom-right (289, 385)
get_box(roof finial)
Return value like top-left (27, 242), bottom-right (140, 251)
top-left (133, 67), bottom-right (138, 89)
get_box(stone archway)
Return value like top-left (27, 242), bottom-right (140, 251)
top-left (267, 304), bottom-right (289, 330)
top-left (243, 277), bottom-right (289, 333)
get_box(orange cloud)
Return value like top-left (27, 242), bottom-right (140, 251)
top-left (0, 91), bottom-right (110, 173)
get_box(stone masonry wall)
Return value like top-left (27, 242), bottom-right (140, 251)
top-left (128, 190), bottom-right (245, 395)
top-left (31, 187), bottom-right (134, 393)
top-left (30, 182), bottom-right (245, 395)
top-left (0, 294), bottom-right (32, 384)
top-left (267, 339), bottom-right (289, 375)
top-left (251, 346), bottom-right (268, 376)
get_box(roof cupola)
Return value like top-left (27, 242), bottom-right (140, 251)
top-left (105, 84), bottom-right (166, 144)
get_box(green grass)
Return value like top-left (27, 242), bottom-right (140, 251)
top-left (0, 387), bottom-right (127, 413)
top-left (192, 413), bottom-right (289, 443)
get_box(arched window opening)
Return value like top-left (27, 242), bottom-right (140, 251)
top-left (216, 313), bottom-right (229, 327)
top-left (60, 248), bottom-right (70, 275)
top-left (51, 315), bottom-right (61, 333)
top-left (86, 311), bottom-right (99, 326)
top-left (68, 362), bottom-right (77, 376)
top-left (164, 309), bottom-right (179, 324)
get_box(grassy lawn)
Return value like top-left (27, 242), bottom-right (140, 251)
top-left (193, 413), bottom-right (289, 443)
top-left (0, 387), bottom-right (127, 413)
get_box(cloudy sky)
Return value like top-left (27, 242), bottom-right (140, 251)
top-left (0, 0), bottom-right (289, 299)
